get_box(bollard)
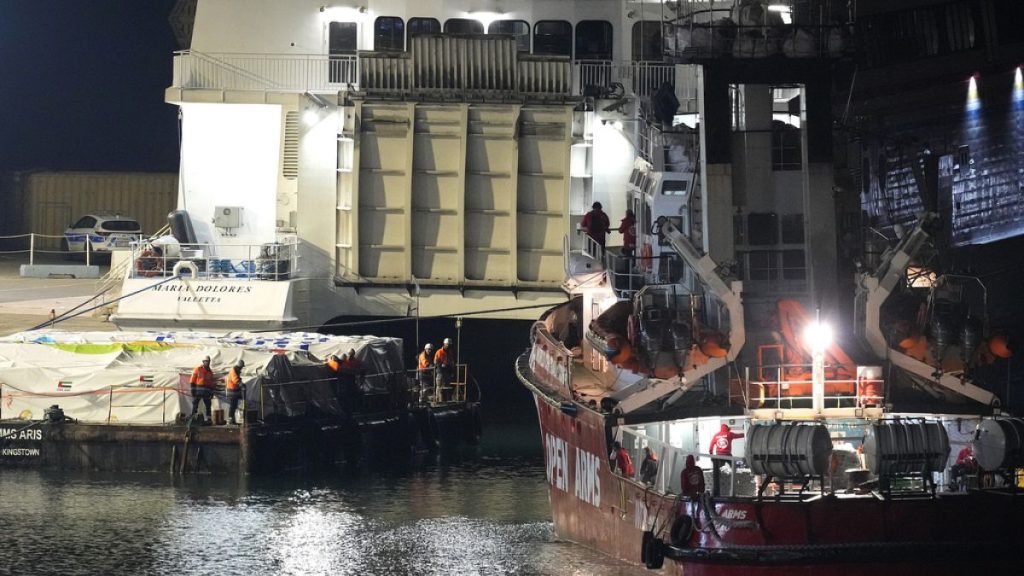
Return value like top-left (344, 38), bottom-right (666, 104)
top-left (29, 233), bottom-right (35, 266)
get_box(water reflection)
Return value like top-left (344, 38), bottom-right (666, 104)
top-left (0, 425), bottom-right (645, 576)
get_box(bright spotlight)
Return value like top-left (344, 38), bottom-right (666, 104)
top-left (468, 11), bottom-right (502, 30)
top-left (967, 74), bottom-right (980, 111)
top-left (303, 109), bottom-right (320, 126)
top-left (804, 321), bottom-right (832, 353)
top-left (767, 4), bottom-right (793, 24)
top-left (1014, 66), bottom-right (1023, 102)
top-left (612, 120), bottom-right (623, 130)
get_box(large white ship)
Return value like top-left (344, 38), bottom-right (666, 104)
top-left (111, 0), bottom-right (851, 331)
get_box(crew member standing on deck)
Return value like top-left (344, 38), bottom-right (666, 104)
top-left (581, 202), bottom-right (611, 252)
top-left (639, 446), bottom-right (659, 485)
top-left (709, 423), bottom-right (745, 496)
top-left (609, 440), bottom-right (635, 477)
top-left (680, 454), bottom-right (706, 515)
top-left (417, 343), bottom-right (435, 403)
top-left (617, 209), bottom-right (636, 257)
top-left (326, 354), bottom-right (343, 374)
top-left (225, 359), bottom-right (244, 425)
top-left (189, 355), bottom-right (217, 424)
top-left (433, 338), bottom-right (453, 402)
top-left (340, 348), bottom-right (363, 412)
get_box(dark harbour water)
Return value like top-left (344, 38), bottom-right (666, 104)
top-left (0, 421), bottom-right (647, 576)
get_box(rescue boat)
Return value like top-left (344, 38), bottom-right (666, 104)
top-left (518, 213), bottom-right (1023, 574)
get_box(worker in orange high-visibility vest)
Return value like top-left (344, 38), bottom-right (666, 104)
top-left (417, 343), bottom-right (435, 403)
top-left (190, 355), bottom-right (217, 424)
top-left (225, 359), bottom-right (245, 426)
top-left (326, 354), bottom-right (342, 373)
top-left (433, 338), bottom-right (453, 402)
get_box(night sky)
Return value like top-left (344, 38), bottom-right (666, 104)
top-left (1, 0), bottom-right (180, 172)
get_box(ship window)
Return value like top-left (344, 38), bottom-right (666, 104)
top-left (782, 249), bottom-right (806, 280)
top-left (489, 20), bottom-right (530, 52)
top-left (747, 250), bottom-right (779, 280)
top-left (329, 21), bottom-right (358, 54)
top-left (444, 18), bottom-right (484, 34)
top-left (780, 214), bottom-right (804, 244)
top-left (771, 120), bottom-right (801, 171)
top-left (575, 20), bottom-right (613, 60)
top-left (534, 20), bottom-right (572, 56)
top-left (407, 17), bottom-right (440, 45)
top-left (747, 213), bottom-right (778, 246)
top-left (374, 16), bottom-right (404, 51)
top-left (329, 21), bottom-right (358, 83)
top-left (661, 180), bottom-right (687, 196)
top-left (631, 21), bottom-right (663, 61)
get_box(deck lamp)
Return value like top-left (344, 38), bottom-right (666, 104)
top-left (804, 315), bottom-right (831, 414)
top-left (767, 4), bottom-right (793, 25)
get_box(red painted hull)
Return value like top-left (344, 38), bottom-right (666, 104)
top-left (527, 386), bottom-right (1023, 575)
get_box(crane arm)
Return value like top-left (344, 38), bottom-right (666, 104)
top-left (859, 213), bottom-right (998, 407)
top-left (611, 217), bottom-right (744, 413)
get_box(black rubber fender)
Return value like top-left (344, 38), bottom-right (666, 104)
top-left (643, 533), bottom-right (665, 570)
top-left (423, 410), bottom-right (440, 448)
top-left (670, 514), bottom-right (694, 548)
top-left (463, 403), bottom-right (483, 444)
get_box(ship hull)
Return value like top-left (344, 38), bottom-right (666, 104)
top-left (523, 375), bottom-right (1022, 575)
top-left (0, 403), bottom-right (480, 474)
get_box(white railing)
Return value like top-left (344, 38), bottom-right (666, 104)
top-left (172, 51), bottom-right (673, 99)
top-left (0, 232), bottom-right (124, 267)
top-left (130, 238), bottom-right (300, 281)
top-left (573, 60), bottom-right (675, 98)
top-left (173, 51), bottom-right (359, 92)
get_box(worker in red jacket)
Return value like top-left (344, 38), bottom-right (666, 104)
top-left (581, 202), bottom-right (611, 252)
top-left (609, 440), bottom-right (634, 477)
top-left (709, 423), bottom-right (744, 496)
top-left (680, 454), bottom-right (706, 515)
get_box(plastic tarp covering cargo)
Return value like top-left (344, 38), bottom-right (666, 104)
top-left (0, 330), bottom-right (404, 425)
top-left (256, 336), bottom-right (405, 420)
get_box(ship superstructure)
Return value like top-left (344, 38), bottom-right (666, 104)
top-left (510, 0), bottom-right (1024, 573)
top-left (116, 0), bottom-right (711, 329)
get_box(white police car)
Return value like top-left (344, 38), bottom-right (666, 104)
top-left (63, 213), bottom-right (143, 254)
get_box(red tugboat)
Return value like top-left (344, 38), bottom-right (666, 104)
top-left (517, 179), bottom-right (1023, 573)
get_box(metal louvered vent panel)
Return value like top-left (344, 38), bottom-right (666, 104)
top-left (410, 34), bottom-right (516, 95)
top-left (517, 57), bottom-right (571, 97)
top-left (282, 111), bottom-right (299, 180)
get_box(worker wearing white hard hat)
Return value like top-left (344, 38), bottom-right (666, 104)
top-left (417, 343), bottom-right (436, 403)
top-left (433, 338), bottom-right (454, 402)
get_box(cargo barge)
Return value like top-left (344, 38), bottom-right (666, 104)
top-left (0, 331), bottom-right (480, 474)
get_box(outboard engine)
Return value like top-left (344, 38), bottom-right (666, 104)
top-left (961, 317), bottom-right (982, 364)
top-left (929, 315), bottom-right (955, 367)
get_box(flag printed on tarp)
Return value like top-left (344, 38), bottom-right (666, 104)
top-left (139, 375), bottom-right (155, 385)
top-left (57, 380), bottom-right (72, 392)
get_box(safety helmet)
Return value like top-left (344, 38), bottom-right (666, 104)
top-left (425, 343), bottom-right (434, 350)
top-left (443, 337), bottom-right (451, 345)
